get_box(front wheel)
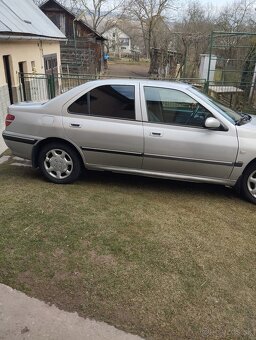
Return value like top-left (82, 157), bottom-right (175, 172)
top-left (241, 163), bottom-right (256, 204)
top-left (38, 142), bottom-right (81, 184)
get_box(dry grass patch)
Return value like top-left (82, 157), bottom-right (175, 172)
top-left (0, 154), bottom-right (256, 339)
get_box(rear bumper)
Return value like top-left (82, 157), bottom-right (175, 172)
top-left (2, 131), bottom-right (37, 160)
top-left (2, 132), bottom-right (38, 145)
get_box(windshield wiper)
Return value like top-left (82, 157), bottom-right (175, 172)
top-left (235, 113), bottom-right (251, 126)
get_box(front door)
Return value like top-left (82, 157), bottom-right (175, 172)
top-left (141, 85), bottom-right (238, 180)
top-left (19, 61), bottom-right (27, 101)
top-left (44, 54), bottom-right (58, 98)
top-left (63, 83), bottom-right (144, 169)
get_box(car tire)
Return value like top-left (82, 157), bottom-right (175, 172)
top-left (241, 162), bottom-right (256, 204)
top-left (38, 142), bottom-right (81, 184)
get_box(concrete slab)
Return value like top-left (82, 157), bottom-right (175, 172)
top-left (0, 155), bottom-right (10, 165)
top-left (0, 284), bottom-right (143, 340)
top-left (0, 127), bottom-right (7, 156)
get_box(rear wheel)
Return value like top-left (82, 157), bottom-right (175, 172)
top-left (38, 142), bottom-right (81, 184)
top-left (241, 163), bottom-right (256, 204)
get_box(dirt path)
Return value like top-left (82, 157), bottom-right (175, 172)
top-left (106, 62), bottom-right (149, 78)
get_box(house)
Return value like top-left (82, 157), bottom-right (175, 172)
top-left (103, 26), bottom-right (132, 57)
top-left (0, 0), bottom-right (66, 154)
top-left (40, 0), bottom-right (105, 74)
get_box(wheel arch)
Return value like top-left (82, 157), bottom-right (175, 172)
top-left (32, 137), bottom-right (85, 168)
top-left (235, 158), bottom-right (256, 192)
top-left (242, 158), bottom-right (256, 176)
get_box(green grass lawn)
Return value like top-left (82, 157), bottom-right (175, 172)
top-left (0, 154), bottom-right (256, 339)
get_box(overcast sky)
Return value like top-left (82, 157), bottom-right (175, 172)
top-left (199, 0), bottom-right (232, 4)
top-left (187, 0), bottom-right (234, 9)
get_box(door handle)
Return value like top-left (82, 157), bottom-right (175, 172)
top-left (70, 123), bottom-right (81, 128)
top-left (150, 131), bottom-right (163, 137)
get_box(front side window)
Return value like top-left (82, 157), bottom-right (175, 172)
top-left (189, 87), bottom-right (243, 124)
top-left (144, 86), bottom-right (212, 127)
top-left (68, 85), bottom-right (135, 120)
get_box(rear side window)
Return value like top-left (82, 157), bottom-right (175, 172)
top-left (68, 93), bottom-right (89, 114)
top-left (68, 85), bottom-right (135, 120)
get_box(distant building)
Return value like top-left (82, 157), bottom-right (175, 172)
top-left (103, 26), bottom-right (132, 57)
top-left (0, 0), bottom-right (65, 153)
top-left (40, 0), bottom-right (105, 74)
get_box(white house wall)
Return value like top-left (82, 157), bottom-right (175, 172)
top-left (103, 27), bottom-right (131, 56)
top-left (0, 39), bottom-right (61, 154)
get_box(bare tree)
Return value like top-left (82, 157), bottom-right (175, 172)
top-left (71, 0), bottom-right (125, 31)
top-left (216, 0), bottom-right (256, 32)
top-left (172, 1), bottom-right (216, 78)
top-left (33, 0), bottom-right (68, 6)
top-left (126, 0), bottom-right (174, 59)
top-left (32, 0), bottom-right (45, 5)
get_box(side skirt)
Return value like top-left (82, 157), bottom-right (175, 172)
top-left (85, 164), bottom-right (237, 187)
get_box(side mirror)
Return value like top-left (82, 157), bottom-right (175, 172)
top-left (205, 117), bottom-right (221, 129)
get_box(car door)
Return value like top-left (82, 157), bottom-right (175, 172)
top-left (62, 83), bottom-right (143, 169)
top-left (141, 85), bottom-right (239, 180)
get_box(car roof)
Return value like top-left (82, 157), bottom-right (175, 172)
top-left (44, 78), bottom-right (192, 109)
top-left (84, 78), bottom-right (192, 89)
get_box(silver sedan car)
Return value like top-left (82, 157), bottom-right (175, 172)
top-left (3, 79), bottom-right (256, 203)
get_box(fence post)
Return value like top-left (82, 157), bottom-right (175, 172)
top-left (205, 31), bottom-right (214, 94)
top-left (47, 74), bottom-right (55, 99)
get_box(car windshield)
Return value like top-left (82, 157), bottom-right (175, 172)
top-left (189, 86), bottom-right (243, 124)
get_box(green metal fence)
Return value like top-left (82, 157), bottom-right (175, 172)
top-left (20, 49), bottom-right (256, 114)
top-left (19, 72), bottom-right (99, 101)
top-left (19, 72), bottom-right (206, 101)
top-left (206, 31), bottom-right (256, 114)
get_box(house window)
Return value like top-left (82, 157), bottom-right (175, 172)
top-left (120, 38), bottom-right (129, 46)
top-left (44, 54), bottom-right (58, 75)
top-left (59, 14), bottom-right (66, 35)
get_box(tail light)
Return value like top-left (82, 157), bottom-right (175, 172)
top-left (5, 114), bottom-right (15, 127)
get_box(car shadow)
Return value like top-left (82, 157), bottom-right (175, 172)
top-left (8, 164), bottom-right (241, 203)
top-left (79, 168), bottom-right (240, 202)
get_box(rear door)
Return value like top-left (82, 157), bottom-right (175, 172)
top-left (141, 85), bottom-right (238, 180)
top-left (63, 82), bottom-right (143, 169)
